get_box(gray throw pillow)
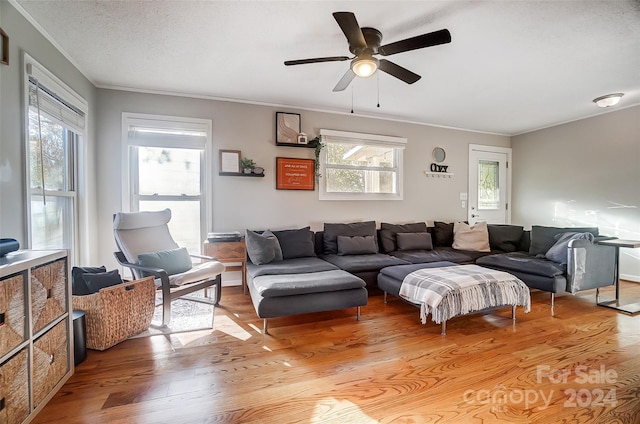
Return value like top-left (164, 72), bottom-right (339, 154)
top-left (272, 227), bottom-right (316, 259)
top-left (432, 221), bottom-right (454, 247)
top-left (137, 247), bottom-right (193, 276)
top-left (545, 232), bottom-right (594, 264)
top-left (397, 232), bottom-right (433, 251)
top-left (81, 269), bottom-right (123, 294)
top-left (529, 226), bottom-right (599, 256)
top-left (488, 225), bottom-right (524, 252)
top-left (245, 230), bottom-right (283, 265)
top-left (379, 222), bottom-right (428, 252)
top-left (337, 235), bottom-right (377, 255)
top-left (72, 265), bottom-right (107, 296)
top-left (323, 221), bottom-right (377, 254)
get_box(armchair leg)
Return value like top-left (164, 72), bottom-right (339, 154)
top-left (214, 277), bottom-right (222, 305)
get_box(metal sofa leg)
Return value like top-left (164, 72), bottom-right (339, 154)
top-left (356, 306), bottom-right (361, 321)
top-left (263, 319), bottom-right (268, 334)
top-left (551, 292), bottom-right (555, 307)
top-left (383, 292), bottom-right (388, 304)
top-left (441, 321), bottom-right (447, 336)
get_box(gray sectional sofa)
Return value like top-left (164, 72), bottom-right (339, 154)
top-left (245, 221), bottom-right (617, 332)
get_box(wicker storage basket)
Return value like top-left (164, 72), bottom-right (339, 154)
top-left (72, 277), bottom-right (155, 351)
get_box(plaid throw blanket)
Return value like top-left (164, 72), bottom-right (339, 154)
top-left (399, 265), bottom-right (531, 324)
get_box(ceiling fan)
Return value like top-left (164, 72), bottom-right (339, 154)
top-left (284, 11), bottom-right (451, 92)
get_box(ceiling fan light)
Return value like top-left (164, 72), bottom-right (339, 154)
top-left (593, 93), bottom-right (624, 108)
top-left (351, 57), bottom-right (379, 78)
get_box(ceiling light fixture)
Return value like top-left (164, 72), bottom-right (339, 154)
top-left (351, 56), bottom-right (379, 78)
top-left (592, 93), bottom-right (624, 108)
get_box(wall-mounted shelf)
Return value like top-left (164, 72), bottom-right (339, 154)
top-left (424, 171), bottom-right (454, 178)
top-left (276, 142), bottom-right (315, 149)
top-left (219, 172), bottom-right (265, 177)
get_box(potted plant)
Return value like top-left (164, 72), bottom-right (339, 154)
top-left (240, 157), bottom-right (256, 174)
top-left (309, 136), bottom-right (324, 181)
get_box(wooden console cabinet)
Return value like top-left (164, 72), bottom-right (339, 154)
top-left (0, 250), bottom-right (73, 424)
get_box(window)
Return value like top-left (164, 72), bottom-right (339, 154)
top-left (478, 159), bottom-right (500, 210)
top-left (123, 114), bottom-right (212, 254)
top-left (25, 55), bottom-right (87, 264)
top-left (319, 129), bottom-right (406, 200)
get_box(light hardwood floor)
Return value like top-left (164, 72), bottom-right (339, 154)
top-left (33, 282), bottom-right (640, 424)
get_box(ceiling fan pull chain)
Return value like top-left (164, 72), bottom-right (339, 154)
top-left (351, 85), bottom-right (354, 114)
top-left (377, 73), bottom-right (380, 108)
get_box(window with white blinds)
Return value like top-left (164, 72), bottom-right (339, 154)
top-left (24, 54), bottom-right (87, 264)
top-left (123, 114), bottom-right (212, 254)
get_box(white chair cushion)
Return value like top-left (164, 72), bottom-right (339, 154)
top-left (169, 260), bottom-right (225, 286)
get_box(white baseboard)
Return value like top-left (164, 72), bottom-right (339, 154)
top-left (620, 273), bottom-right (640, 283)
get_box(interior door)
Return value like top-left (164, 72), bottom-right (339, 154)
top-left (468, 145), bottom-right (511, 225)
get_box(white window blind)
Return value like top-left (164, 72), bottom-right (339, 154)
top-left (27, 75), bottom-right (85, 134)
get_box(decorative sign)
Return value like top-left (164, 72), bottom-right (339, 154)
top-left (430, 163), bottom-right (449, 173)
top-left (276, 157), bottom-right (315, 190)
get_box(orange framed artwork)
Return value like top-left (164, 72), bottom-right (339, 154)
top-left (276, 157), bottom-right (315, 191)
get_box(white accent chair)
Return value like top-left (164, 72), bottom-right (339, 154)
top-left (113, 208), bottom-right (224, 327)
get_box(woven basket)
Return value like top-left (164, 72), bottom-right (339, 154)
top-left (72, 277), bottom-right (155, 351)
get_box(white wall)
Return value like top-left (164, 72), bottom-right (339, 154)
top-left (96, 89), bottom-right (510, 268)
top-left (0, 2), bottom-right (99, 263)
top-left (512, 105), bottom-right (640, 281)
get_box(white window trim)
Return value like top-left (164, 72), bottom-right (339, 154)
top-left (121, 112), bottom-right (213, 236)
top-left (319, 129), bottom-right (406, 201)
top-left (23, 53), bottom-right (89, 265)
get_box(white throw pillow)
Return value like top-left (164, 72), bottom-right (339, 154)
top-left (452, 221), bottom-right (491, 252)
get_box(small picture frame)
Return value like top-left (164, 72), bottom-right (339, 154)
top-left (276, 112), bottom-right (301, 145)
top-left (219, 149), bottom-right (241, 173)
top-left (276, 157), bottom-right (315, 191)
top-left (0, 27), bottom-right (8, 66)
top-left (297, 133), bottom-right (308, 145)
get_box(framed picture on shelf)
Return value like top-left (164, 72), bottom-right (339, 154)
top-left (219, 149), bottom-right (241, 173)
top-left (276, 112), bottom-right (301, 145)
top-left (276, 157), bottom-right (315, 191)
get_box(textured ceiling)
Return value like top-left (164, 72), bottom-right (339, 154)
top-left (13, 0), bottom-right (640, 135)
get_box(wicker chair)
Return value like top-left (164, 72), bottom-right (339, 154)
top-left (113, 208), bottom-right (224, 327)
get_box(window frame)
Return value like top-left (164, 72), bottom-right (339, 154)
top-left (319, 129), bottom-right (406, 201)
top-left (121, 113), bottom-right (213, 252)
top-left (23, 53), bottom-right (88, 265)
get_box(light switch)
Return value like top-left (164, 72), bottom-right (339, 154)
top-left (461, 200), bottom-right (466, 209)
top-left (460, 192), bottom-right (468, 201)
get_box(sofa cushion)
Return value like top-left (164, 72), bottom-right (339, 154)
top-left (247, 257), bottom-right (338, 278)
top-left (273, 227), bottom-right (316, 259)
top-left (397, 232), bottom-right (433, 251)
top-left (379, 261), bottom-right (458, 280)
top-left (321, 253), bottom-right (409, 273)
top-left (390, 247), bottom-right (476, 264)
top-left (137, 247), bottom-right (193, 276)
top-left (379, 222), bottom-right (428, 252)
top-left (488, 224), bottom-right (524, 252)
top-left (72, 265), bottom-right (107, 296)
top-left (545, 232), bottom-right (595, 264)
top-left (529, 226), bottom-right (599, 256)
top-left (323, 221), bottom-right (377, 254)
top-left (452, 221), bottom-right (490, 252)
top-left (432, 221), bottom-right (454, 247)
top-left (82, 269), bottom-right (123, 293)
top-left (477, 252), bottom-right (565, 278)
top-left (245, 230), bottom-right (283, 265)
top-left (337, 235), bottom-right (378, 255)
top-left (252, 270), bottom-right (365, 298)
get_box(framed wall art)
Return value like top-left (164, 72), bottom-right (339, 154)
top-left (219, 149), bottom-right (241, 173)
top-left (276, 157), bottom-right (315, 190)
top-left (276, 112), bottom-right (301, 146)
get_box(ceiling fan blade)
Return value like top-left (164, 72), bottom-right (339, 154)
top-left (333, 68), bottom-right (356, 92)
top-left (333, 12), bottom-right (366, 50)
top-left (378, 59), bottom-right (421, 84)
top-left (379, 29), bottom-right (451, 56)
top-left (285, 56), bottom-right (350, 66)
